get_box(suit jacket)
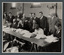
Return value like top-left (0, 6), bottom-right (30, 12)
top-left (28, 17), bottom-right (40, 32)
top-left (11, 22), bottom-right (18, 28)
top-left (34, 17), bottom-right (40, 25)
top-left (22, 17), bottom-right (30, 31)
top-left (7, 15), bottom-right (15, 23)
top-left (39, 16), bottom-right (49, 35)
top-left (39, 16), bottom-right (49, 30)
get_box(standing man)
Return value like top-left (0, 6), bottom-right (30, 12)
top-left (22, 13), bottom-right (30, 30)
top-left (39, 11), bottom-right (49, 35)
top-left (7, 12), bottom-right (15, 27)
top-left (28, 13), bottom-right (39, 32)
top-left (48, 13), bottom-right (61, 35)
top-left (28, 13), bottom-right (34, 32)
top-left (32, 13), bottom-right (40, 30)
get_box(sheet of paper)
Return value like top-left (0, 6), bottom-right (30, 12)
top-left (3, 26), bottom-right (7, 28)
top-left (16, 29), bottom-right (23, 33)
top-left (23, 33), bottom-right (32, 38)
top-left (53, 39), bottom-right (59, 42)
top-left (3, 27), bottom-right (10, 31)
top-left (17, 30), bottom-right (32, 38)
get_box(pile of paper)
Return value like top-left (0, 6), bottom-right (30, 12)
top-left (3, 27), bottom-right (10, 31)
top-left (45, 35), bottom-right (58, 43)
top-left (11, 28), bottom-right (16, 31)
top-left (16, 29), bottom-right (23, 33)
top-left (3, 26), bottom-right (7, 28)
top-left (22, 30), bottom-right (32, 38)
top-left (23, 33), bottom-right (32, 38)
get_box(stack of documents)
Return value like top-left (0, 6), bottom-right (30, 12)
top-left (23, 33), bottom-right (32, 38)
top-left (3, 26), bottom-right (7, 28)
top-left (3, 27), bottom-right (10, 31)
top-left (16, 29), bottom-right (23, 33)
top-left (45, 35), bottom-right (58, 43)
top-left (22, 30), bottom-right (32, 38)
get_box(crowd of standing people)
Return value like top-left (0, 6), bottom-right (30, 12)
top-left (3, 11), bottom-right (61, 37)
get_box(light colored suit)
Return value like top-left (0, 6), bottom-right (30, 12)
top-left (48, 16), bottom-right (61, 33)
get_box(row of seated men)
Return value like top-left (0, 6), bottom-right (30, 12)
top-left (3, 11), bottom-right (61, 37)
top-left (3, 11), bottom-right (61, 52)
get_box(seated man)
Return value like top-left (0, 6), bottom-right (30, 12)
top-left (30, 23), bottom-right (46, 39)
top-left (53, 23), bottom-right (61, 38)
top-left (11, 18), bottom-right (18, 29)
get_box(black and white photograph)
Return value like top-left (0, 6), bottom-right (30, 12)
top-left (2, 2), bottom-right (62, 53)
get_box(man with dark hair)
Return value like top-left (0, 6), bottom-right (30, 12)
top-left (11, 18), bottom-right (18, 28)
top-left (28, 13), bottom-right (40, 32)
top-left (32, 13), bottom-right (40, 29)
top-left (53, 23), bottom-right (61, 38)
top-left (39, 11), bottom-right (49, 36)
top-left (7, 12), bottom-right (15, 27)
top-left (22, 13), bottom-right (30, 30)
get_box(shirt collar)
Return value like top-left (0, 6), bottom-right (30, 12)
top-left (40, 16), bottom-right (43, 19)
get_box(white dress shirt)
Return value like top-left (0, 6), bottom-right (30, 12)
top-left (33, 28), bottom-right (46, 39)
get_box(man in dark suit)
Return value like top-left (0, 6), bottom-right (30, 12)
top-left (28, 13), bottom-right (40, 32)
top-left (11, 18), bottom-right (18, 29)
top-left (21, 14), bottom-right (30, 30)
top-left (32, 13), bottom-right (40, 30)
top-left (7, 12), bottom-right (15, 23)
top-left (39, 11), bottom-right (49, 35)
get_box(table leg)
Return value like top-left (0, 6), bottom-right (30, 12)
top-left (30, 43), bottom-right (34, 52)
top-left (30, 43), bottom-right (39, 52)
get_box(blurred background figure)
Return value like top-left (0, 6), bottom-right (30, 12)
top-left (3, 12), bottom-right (8, 25)
top-left (53, 22), bottom-right (61, 38)
top-left (32, 13), bottom-right (39, 31)
top-left (11, 18), bottom-right (18, 28)
top-left (32, 13), bottom-right (40, 29)
top-left (21, 13), bottom-right (29, 30)
top-left (6, 12), bottom-right (15, 27)
top-left (48, 13), bottom-right (61, 36)
top-left (28, 13), bottom-right (40, 32)
top-left (28, 13), bottom-right (33, 32)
